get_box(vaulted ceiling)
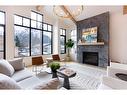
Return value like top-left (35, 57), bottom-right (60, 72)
top-left (42, 6), bottom-right (123, 28)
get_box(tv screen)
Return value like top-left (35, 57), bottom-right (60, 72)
top-left (82, 27), bottom-right (97, 43)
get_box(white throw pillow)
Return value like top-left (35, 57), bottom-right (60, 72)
top-left (33, 78), bottom-right (60, 90)
top-left (0, 73), bottom-right (21, 89)
top-left (8, 58), bottom-right (24, 71)
top-left (0, 59), bottom-right (15, 76)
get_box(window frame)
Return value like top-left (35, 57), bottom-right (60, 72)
top-left (60, 28), bottom-right (66, 54)
top-left (31, 11), bottom-right (43, 30)
top-left (43, 22), bottom-right (53, 55)
top-left (0, 10), bottom-right (6, 59)
top-left (14, 11), bottom-right (53, 57)
top-left (31, 11), bottom-right (43, 56)
top-left (14, 14), bottom-right (31, 57)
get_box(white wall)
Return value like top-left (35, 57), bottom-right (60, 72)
top-left (0, 6), bottom-right (70, 66)
top-left (110, 10), bottom-right (127, 63)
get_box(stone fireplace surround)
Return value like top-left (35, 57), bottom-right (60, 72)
top-left (77, 12), bottom-right (110, 67)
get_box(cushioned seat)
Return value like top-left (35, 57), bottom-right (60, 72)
top-left (0, 58), bottom-right (60, 90)
top-left (18, 76), bottom-right (60, 90)
top-left (11, 69), bottom-right (33, 82)
top-left (17, 76), bottom-right (41, 89)
top-left (98, 76), bottom-right (127, 89)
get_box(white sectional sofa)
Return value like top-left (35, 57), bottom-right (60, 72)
top-left (98, 62), bottom-right (127, 89)
top-left (0, 58), bottom-right (60, 89)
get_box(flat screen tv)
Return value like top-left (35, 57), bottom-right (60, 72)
top-left (82, 27), bottom-right (97, 43)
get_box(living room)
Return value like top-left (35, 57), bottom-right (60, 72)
top-left (1, 1), bottom-right (127, 93)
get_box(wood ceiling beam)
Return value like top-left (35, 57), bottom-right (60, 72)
top-left (36, 5), bottom-right (44, 12)
top-left (60, 5), bottom-right (77, 25)
top-left (123, 5), bottom-right (127, 15)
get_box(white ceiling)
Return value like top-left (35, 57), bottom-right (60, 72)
top-left (43, 6), bottom-right (123, 27)
top-left (75, 6), bottom-right (122, 21)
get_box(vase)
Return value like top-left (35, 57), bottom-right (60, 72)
top-left (51, 69), bottom-right (58, 78)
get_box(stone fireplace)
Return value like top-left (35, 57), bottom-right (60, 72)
top-left (77, 12), bottom-right (110, 67)
top-left (83, 52), bottom-right (98, 66)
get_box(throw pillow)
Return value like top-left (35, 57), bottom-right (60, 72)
top-left (33, 78), bottom-right (60, 90)
top-left (0, 59), bottom-right (15, 76)
top-left (0, 73), bottom-right (21, 89)
top-left (8, 58), bottom-right (24, 71)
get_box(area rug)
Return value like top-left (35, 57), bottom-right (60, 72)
top-left (36, 62), bottom-right (106, 90)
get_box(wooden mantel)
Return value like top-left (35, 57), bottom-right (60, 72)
top-left (77, 42), bottom-right (104, 46)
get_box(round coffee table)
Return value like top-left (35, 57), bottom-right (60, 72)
top-left (57, 68), bottom-right (76, 89)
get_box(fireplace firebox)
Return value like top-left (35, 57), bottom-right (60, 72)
top-left (83, 52), bottom-right (98, 66)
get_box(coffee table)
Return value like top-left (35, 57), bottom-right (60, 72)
top-left (115, 73), bottom-right (127, 81)
top-left (57, 67), bottom-right (76, 89)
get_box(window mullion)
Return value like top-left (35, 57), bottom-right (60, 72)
top-left (0, 11), bottom-right (6, 59)
top-left (42, 28), bottom-right (43, 55)
top-left (29, 19), bottom-right (31, 56)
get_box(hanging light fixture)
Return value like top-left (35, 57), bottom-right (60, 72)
top-left (53, 5), bottom-right (84, 18)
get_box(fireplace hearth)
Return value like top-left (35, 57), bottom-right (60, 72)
top-left (83, 52), bottom-right (98, 66)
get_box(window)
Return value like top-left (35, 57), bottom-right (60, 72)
top-left (31, 11), bottom-right (43, 56)
top-left (31, 11), bottom-right (43, 29)
top-left (14, 11), bottom-right (53, 57)
top-left (60, 28), bottom-right (66, 54)
top-left (71, 30), bottom-right (77, 53)
top-left (31, 29), bottom-right (42, 55)
top-left (0, 11), bottom-right (5, 59)
top-left (14, 15), bottom-right (30, 57)
top-left (43, 23), bottom-right (53, 54)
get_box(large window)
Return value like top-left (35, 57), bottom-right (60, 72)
top-left (60, 28), bottom-right (66, 54)
top-left (14, 15), bottom-right (30, 57)
top-left (14, 11), bottom-right (53, 57)
top-left (31, 11), bottom-right (43, 56)
top-left (31, 29), bottom-right (42, 55)
top-left (0, 11), bottom-right (5, 59)
top-left (43, 23), bottom-right (53, 54)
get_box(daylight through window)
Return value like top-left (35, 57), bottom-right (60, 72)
top-left (14, 11), bottom-right (53, 57)
top-left (60, 28), bottom-right (66, 54)
top-left (0, 11), bottom-right (5, 59)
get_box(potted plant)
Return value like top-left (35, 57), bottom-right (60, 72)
top-left (49, 62), bottom-right (60, 78)
top-left (65, 39), bottom-right (74, 61)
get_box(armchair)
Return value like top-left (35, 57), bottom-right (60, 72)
top-left (52, 54), bottom-right (66, 66)
top-left (98, 62), bottom-right (127, 90)
top-left (32, 56), bottom-right (47, 75)
top-left (98, 76), bottom-right (127, 89)
top-left (52, 54), bottom-right (65, 62)
top-left (107, 62), bottom-right (127, 78)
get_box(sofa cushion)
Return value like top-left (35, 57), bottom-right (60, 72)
top-left (8, 58), bottom-right (24, 71)
top-left (33, 78), bottom-right (60, 90)
top-left (100, 76), bottom-right (127, 89)
top-left (18, 76), bottom-right (41, 89)
top-left (11, 69), bottom-right (33, 82)
top-left (0, 73), bottom-right (21, 89)
top-left (0, 59), bottom-right (15, 76)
